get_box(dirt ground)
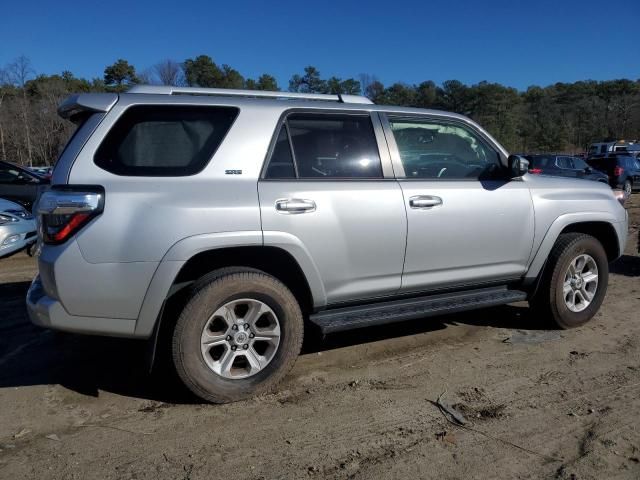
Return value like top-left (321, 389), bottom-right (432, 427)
top-left (1, 198), bottom-right (639, 480)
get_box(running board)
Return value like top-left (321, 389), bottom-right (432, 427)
top-left (309, 286), bottom-right (527, 334)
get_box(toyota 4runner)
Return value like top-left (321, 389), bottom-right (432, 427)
top-left (27, 85), bottom-right (629, 403)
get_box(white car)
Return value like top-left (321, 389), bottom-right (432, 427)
top-left (0, 198), bottom-right (36, 258)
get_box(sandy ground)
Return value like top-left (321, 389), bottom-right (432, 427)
top-left (0, 197), bottom-right (639, 480)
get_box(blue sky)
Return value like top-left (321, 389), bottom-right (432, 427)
top-left (1, 0), bottom-right (638, 90)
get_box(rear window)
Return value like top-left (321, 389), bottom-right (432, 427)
top-left (527, 155), bottom-right (553, 168)
top-left (95, 105), bottom-right (238, 176)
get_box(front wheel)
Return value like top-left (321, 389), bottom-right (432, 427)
top-left (623, 179), bottom-right (633, 196)
top-left (530, 233), bottom-right (608, 329)
top-left (172, 269), bottom-right (304, 403)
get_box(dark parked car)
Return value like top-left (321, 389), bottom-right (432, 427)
top-left (0, 160), bottom-right (49, 211)
top-left (586, 154), bottom-right (640, 196)
top-left (524, 155), bottom-right (609, 184)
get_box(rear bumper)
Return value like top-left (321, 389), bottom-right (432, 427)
top-left (27, 275), bottom-right (137, 337)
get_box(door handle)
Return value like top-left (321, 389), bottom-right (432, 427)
top-left (409, 195), bottom-right (443, 209)
top-left (275, 198), bottom-right (316, 214)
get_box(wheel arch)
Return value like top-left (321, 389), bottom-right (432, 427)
top-left (135, 237), bottom-right (324, 339)
top-left (172, 245), bottom-right (315, 312)
top-left (524, 213), bottom-right (623, 286)
top-left (559, 222), bottom-right (619, 260)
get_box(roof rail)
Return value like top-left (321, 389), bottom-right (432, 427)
top-left (126, 84), bottom-right (373, 104)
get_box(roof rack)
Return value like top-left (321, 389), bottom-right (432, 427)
top-left (127, 84), bottom-right (373, 105)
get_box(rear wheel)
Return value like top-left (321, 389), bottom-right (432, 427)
top-left (624, 179), bottom-right (632, 196)
top-left (530, 233), bottom-right (608, 329)
top-left (172, 269), bottom-right (304, 403)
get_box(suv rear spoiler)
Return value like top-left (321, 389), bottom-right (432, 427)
top-left (57, 93), bottom-right (118, 120)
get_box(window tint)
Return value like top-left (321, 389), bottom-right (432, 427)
top-left (265, 125), bottom-right (296, 179)
top-left (389, 118), bottom-right (501, 179)
top-left (587, 158), bottom-right (613, 173)
top-left (95, 105), bottom-right (238, 176)
top-left (572, 157), bottom-right (588, 169)
top-left (0, 164), bottom-right (19, 184)
top-left (285, 113), bottom-right (382, 179)
top-left (556, 157), bottom-right (573, 169)
top-left (528, 155), bottom-right (552, 168)
top-left (0, 163), bottom-right (37, 184)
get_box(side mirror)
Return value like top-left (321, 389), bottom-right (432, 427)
top-left (508, 155), bottom-right (529, 178)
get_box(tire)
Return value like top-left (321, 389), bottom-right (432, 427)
top-left (624, 179), bottom-right (632, 196)
top-left (172, 268), bottom-right (304, 403)
top-left (530, 233), bottom-right (608, 329)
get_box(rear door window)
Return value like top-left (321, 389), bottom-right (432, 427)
top-left (265, 112), bottom-right (383, 179)
top-left (556, 157), bottom-right (573, 169)
top-left (95, 105), bottom-right (239, 176)
top-left (572, 157), bottom-right (588, 170)
top-left (265, 126), bottom-right (296, 179)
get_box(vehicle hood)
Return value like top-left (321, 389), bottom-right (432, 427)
top-left (0, 198), bottom-right (27, 212)
top-left (524, 173), bottom-right (611, 192)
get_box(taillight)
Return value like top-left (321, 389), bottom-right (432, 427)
top-left (37, 186), bottom-right (104, 245)
top-left (529, 168), bottom-right (543, 174)
top-left (614, 166), bottom-right (624, 176)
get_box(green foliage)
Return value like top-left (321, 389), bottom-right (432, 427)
top-left (365, 77), bottom-right (640, 152)
top-left (289, 66), bottom-right (327, 93)
top-left (103, 59), bottom-right (138, 91)
top-left (183, 56), bottom-right (245, 89)
top-left (1, 54), bottom-right (639, 167)
top-left (289, 66), bottom-right (360, 95)
top-left (183, 55), bottom-right (223, 87)
top-left (246, 74), bottom-right (279, 91)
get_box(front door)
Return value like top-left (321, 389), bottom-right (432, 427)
top-left (380, 114), bottom-right (535, 292)
top-left (259, 111), bottom-right (407, 305)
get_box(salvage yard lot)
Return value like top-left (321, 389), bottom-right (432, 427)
top-left (1, 197), bottom-right (639, 480)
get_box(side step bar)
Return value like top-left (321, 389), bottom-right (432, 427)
top-left (309, 286), bottom-right (527, 334)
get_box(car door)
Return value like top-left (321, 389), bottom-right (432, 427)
top-left (380, 113), bottom-right (534, 292)
top-left (572, 157), bottom-right (594, 180)
top-left (631, 158), bottom-right (640, 186)
top-left (259, 111), bottom-right (407, 306)
top-left (556, 156), bottom-right (580, 179)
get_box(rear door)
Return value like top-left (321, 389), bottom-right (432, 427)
top-left (259, 111), bottom-right (407, 306)
top-left (628, 158), bottom-right (640, 185)
top-left (556, 156), bottom-right (581, 179)
top-left (380, 113), bottom-right (534, 292)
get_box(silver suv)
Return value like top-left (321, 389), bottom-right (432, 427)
top-left (27, 85), bottom-right (628, 403)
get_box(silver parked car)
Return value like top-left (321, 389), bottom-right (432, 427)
top-left (0, 198), bottom-right (36, 258)
top-left (27, 86), bottom-right (628, 403)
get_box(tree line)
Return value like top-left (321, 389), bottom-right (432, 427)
top-left (1, 55), bottom-right (638, 167)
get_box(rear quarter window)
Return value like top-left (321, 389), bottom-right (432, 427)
top-left (94, 105), bottom-right (239, 176)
